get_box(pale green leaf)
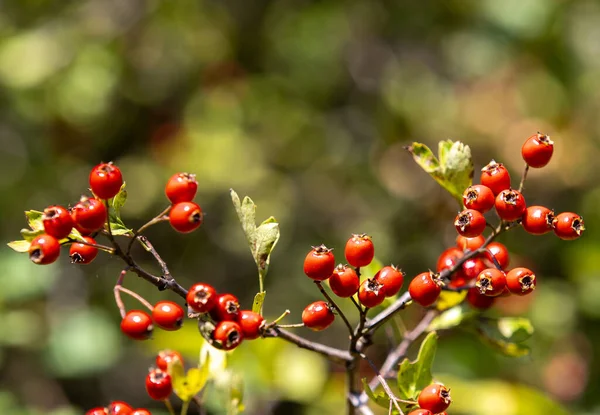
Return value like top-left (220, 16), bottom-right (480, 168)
top-left (397, 332), bottom-right (437, 399)
top-left (7, 240), bottom-right (30, 253)
top-left (111, 182), bottom-right (127, 215)
top-left (20, 228), bottom-right (44, 241)
top-left (231, 190), bottom-right (257, 247)
top-left (476, 327), bottom-right (531, 358)
top-left (252, 291), bottom-right (266, 314)
top-left (497, 317), bottom-right (534, 343)
top-left (428, 304), bottom-right (476, 331)
top-left (361, 378), bottom-right (390, 409)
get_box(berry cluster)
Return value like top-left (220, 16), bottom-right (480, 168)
top-left (85, 401), bottom-right (150, 415)
top-left (120, 300), bottom-right (185, 340)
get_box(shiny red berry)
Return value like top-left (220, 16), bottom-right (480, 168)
top-left (454, 209), bottom-right (486, 238)
top-left (169, 202), bottom-right (203, 233)
top-left (495, 189), bottom-right (526, 221)
top-left (522, 206), bottom-right (555, 235)
top-left (407, 410), bottom-right (433, 415)
top-left (69, 236), bottom-right (98, 264)
top-left (456, 235), bottom-right (485, 252)
top-left (165, 172), bottom-right (198, 204)
top-left (481, 160), bottom-right (511, 195)
top-left (73, 197), bottom-right (107, 232)
top-left (186, 283), bottom-right (218, 313)
top-left (409, 271), bottom-right (443, 307)
top-left (156, 349), bottom-right (183, 371)
top-left (210, 293), bottom-right (240, 322)
top-left (302, 301), bottom-right (335, 331)
top-left (463, 184), bottom-right (495, 213)
top-left (107, 401), bottom-right (133, 415)
top-left (466, 287), bottom-right (495, 309)
top-left (42, 205), bottom-right (74, 239)
top-left (145, 368), bottom-right (173, 401)
top-left (358, 278), bottom-right (386, 308)
top-left (522, 133), bottom-right (554, 168)
top-left (436, 247), bottom-right (463, 273)
top-left (152, 301), bottom-right (184, 331)
top-left (329, 264), bottom-right (360, 297)
top-left (238, 310), bottom-right (265, 340)
top-left (213, 320), bottom-right (244, 350)
top-left (120, 310), bottom-right (153, 340)
top-left (344, 234), bottom-right (375, 268)
top-left (90, 162), bottom-right (124, 199)
top-left (475, 268), bottom-right (506, 297)
top-left (484, 242), bottom-right (510, 269)
top-left (462, 258), bottom-right (487, 280)
top-left (131, 410), bottom-right (152, 415)
top-left (86, 408), bottom-right (108, 415)
top-left (553, 212), bottom-right (585, 240)
top-left (303, 245), bottom-right (336, 281)
top-left (29, 234), bottom-right (61, 265)
top-left (418, 383), bottom-right (452, 414)
top-left (374, 265), bottom-right (405, 297)
top-left (506, 267), bottom-right (536, 295)
top-left (70, 209), bottom-right (91, 236)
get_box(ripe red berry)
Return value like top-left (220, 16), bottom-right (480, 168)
top-left (456, 235), bottom-right (485, 252)
top-left (418, 383), bottom-right (452, 414)
top-left (484, 242), bottom-right (510, 269)
top-left (407, 410), bottom-right (433, 415)
top-left (506, 267), bottom-right (536, 295)
top-left (409, 271), bottom-right (443, 307)
top-left (145, 368), bottom-right (173, 401)
top-left (475, 268), bottom-right (507, 297)
top-left (358, 278), bottom-right (386, 308)
top-left (329, 264), bottom-right (360, 297)
top-left (107, 401), bottom-right (133, 415)
top-left (553, 212), bottom-right (585, 240)
top-left (42, 205), bottom-right (74, 239)
top-left (463, 184), bottom-right (495, 213)
top-left (169, 202), bottom-right (203, 233)
top-left (73, 197), bottom-right (107, 232)
top-left (156, 350), bottom-right (183, 371)
top-left (303, 245), bottom-right (336, 281)
top-left (522, 206), bottom-right (555, 235)
top-left (132, 410), bottom-right (151, 415)
top-left (70, 209), bottom-right (91, 236)
top-left (29, 234), bottom-right (61, 265)
top-left (166, 172), bottom-right (198, 204)
top-left (462, 258), bottom-right (487, 280)
top-left (522, 133), bottom-right (554, 168)
top-left (454, 209), bottom-right (486, 237)
top-left (86, 408), bottom-right (107, 415)
top-left (495, 189), bottom-right (526, 222)
top-left (210, 293), bottom-right (240, 322)
top-left (466, 286), bottom-right (495, 309)
top-left (152, 301), bottom-right (184, 331)
top-left (238, 310), bottom-right (265, 340)
top-left (374, 265), bottom-right (405, 297)
top-left (90, 162), bottom-right (124, 200)
top-left (302, 301), bottom-right (335, 331)
top-left (187, 283), bottom-right (218, 313)
top-left (344, 234), bottom-right (375, 268)
top-left (481, 160), bottom-right (511, 195)
top-left (69, 236), bottom-right (98, 264)
top-left (213, 320), bottom-right (244, 350)
top-left (436, 247), bottom-right (463, 274)
top-left (120, 310), bottom-right (153, 340)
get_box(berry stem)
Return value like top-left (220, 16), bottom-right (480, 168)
top-left (114, 270), bottom-right (154, 316)
top-left (180, 400), bottom-right (190, 415)
top-left (138, 235), bottom-right (173, 281)
top-left (126, 205), bottom-right (172, 254)
top-left (62, 238), bottom-right (114, 254)
top-left (164, 399), bottom-right (176, 415)
top-left (518, 164), bottom-right (530, 193)
top-left (276, 323), bottom-right (305, 328)
top-left (315, 281), bottom-right (354, 335)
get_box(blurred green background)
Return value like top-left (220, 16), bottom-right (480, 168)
top-left (1, 0), bottom-right (600, 414)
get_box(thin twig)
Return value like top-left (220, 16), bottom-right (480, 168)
top-left (164, 399), bottom-right (176, 415)
top-left (139, 235), bottom-right (172, 280)
top-left (315, 281), bottom-right (354, 335)
top-left (126, 205), bottom-right (171, 254)
top-left (518, 164), bottom-right (529, 193)
top-left (62, 238), bottom-right (114, 253)
top-left (360, 353), bottom-right (406, 414)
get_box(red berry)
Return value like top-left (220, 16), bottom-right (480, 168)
top-left (86, 408), bottom-right (107, 415)
top-left (210, 293), bottom-right (240, 322)
top-left (132, 410), bottom-right (152, 415)
top-left (344, 234), bottom-right (375, 268)
top-left (213, 320), bottom-right (244, 350)
top-left (374, 265), bottom-right (405, 297)
top-left (107, 401), bottom-right (133, 415)
top-left (409, 271), bottom-right (443, 307)
top-left (187, 283), bottom-right (218, 313)
top-left (454, 209), bottom-right (486, 237)
top-left (418, 383), bottom-right (452, 414)
top-left (145, 368), bottom-right (173, 401)
top-left (329, 264), bottom-right (360, 297)
top-left (70, 209), bottom-right (91, 236)
top-left (484, 242), bottom-right (510, 269)
top-left (120, 310), bottom-right (153, 340)
top-left (522, 133), bottom-right (554, 168)
top-left (302, 301), bottom-right (335, 331)
top-left (169, 202), bottom-right (203, 233)
top-left (522, 206), bottom-right (555, 235)
top-left (481, 160), bottom-right (511, 195)
top-left (463, 184), bottom-right (495, 213)
top-left (466, 287), bottom-right (495, 309)
top-left (42, 205), bottom-right (74, 239)
top-left (29, 234), bottom-right (61, 265)
top-left (303, 245), bottom-right (336, 281)
top-left (69, 236), bottom-right (98, 264)
top-left (475, 268), bottom-right (507, 297)
top-left (407, 410), bottom-right (433, 415)
top-left (152, 301), bottom-right (184, 331)
top-left (90, 162), bottom-right (124, 200)
top-left (73, 197), bottom-right (107, 232)
top-left (166, 172), bottom-right (198, 204)
top-left (156, 350), bottom-right (183, 371)
top-left (506, 267), bottom-right (536, 296)
top-left (553, 212), bottom-right (585, 240)
top-left (238, 310), bottom-right (265, 340)
top-left (456, 235), bottom-right (485, 252)
top-left (358, 278), bottom-right (386, 308)
top-left (436, 247), bottom-right (464, 273)
top-left (462, 258), bottom-right (487, 280)
top-left (495, 189), bottom-right (526, 222)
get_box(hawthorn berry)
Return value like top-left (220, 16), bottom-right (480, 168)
top-left (166, 172), bottom-right (198, 204)
top-left (329, 264), bottom-right (360, 298)
top-left (374, 265), bottom-right (405, 297)
top-left (186, 283), bottom-right (217, 313)
top-left (522, 205), bottom-right (555, 235)
top-left (553, 212), bottom-right (585, 240)
top-left (456, 235), bottom-right (485, 252)
top-left (169, 201), bottom-right (203, 233)
top-left (462, 257), bottom-right (487, 281)
top-left (481, 160), bottom-right (511, 195)
top-left (358, 278), bottom-right (386, 308)
top-left (238, 310), bottom-right (265, 340)
top-left (506, 267), bottom-right (536, 295)
top-left (210, 293), bottom-right (240, 322)
top-left (462, 184), bottom-right (495, 213)
top-left (522, 133), bottom-right (554, 168)
top-left (152, 301), bottom-right (184, 331)
top-left (475, 268), bottom-right (507, 297)
top-left (436, 247), bottom-right (463, 274)
top-left (86, 409), bottom-right (107, 415)
top-left (156, 349), bottom-right (183, 371)
top-left (454, 209), bottom-right (486, 238)
top-left (302, 301), bottom-right (335, 331)
top-left (42, 205), bottom-right (74, 239)
top-left (407, 410), bottom-right (433, 415)
top-left (70, 209), bottom-right (92, 236)
top-left (484, 241), bottom-right (510, 269)
top-left (132, 410), bottom-right (151, 415)
top-left (213, 320), bottom-right (244, 350)
top-left (418, 383), bottom-right (451, 414)
top-left (120, 310), bottom-right (153, 340)
top-left (344, 234), bottom-right (375, 268)
top-left (107, 401), bottom-right (133, 415)
top-left (29, 234), bottom-right (61, 265)
top-left (90, 162), bottom-right (123, 200)
top-left (69, 236), bottom-right (98, 264)
top-left (466, 286), bottom-right (495, 309)
top-left (303, 245), bottom-right (336, 281)
top-left (409, 271), bottom-right (443, 307)
top-left (145, 368), bottom-right (173, 401)
top-left (495, 189), bottom-right (526, 222)
top-left (73, 197), bottom-right (107, 232)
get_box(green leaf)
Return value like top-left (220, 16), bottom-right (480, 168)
top-left (496, 317), bottom-right (535, 343)
top-left (172, 356), bottom-right (210, 402)
top-left (477, 330), bottom-right (531, 358)
top-left (108, 214), bottom-right (133, 236)
top-left (231, 190), bottom-right (257, 247)
top-left (20, 228), bottom-right (44, 241)
top-left (67, 227), bottom-right (86, 242)
top-left (25, 210), bottom-right (44, 231)
top-left (428, 304), bottom-right (476, 331)
top-left (397, 332), bottom-right (437, 400)
top-left (7, 240), bottom-right (30, 253)
top-left (111, 182), bottom-right (127, 215)
top-left (252, 291), bottom-right (266, 314)
top-left (361, 378), bottom-right (390, 409)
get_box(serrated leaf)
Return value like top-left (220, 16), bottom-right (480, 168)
top-left (25, 210), bottom-right (44, 231)
top-left (20, 228), bottom-right (44, 241)
top-left (111, 182), bottom-right (127, 215)
top-left (252, 291), bottom-right (266, 314)
top-left (397, 332), bottom-right (437, 400)
top-left (172, 356), bottom-right (210, 402)
top-left (436, 290), bottom-right (467, 311)
top-left (7, 240), bottom-right (31, 253)
top-left (428, 304), bottom-right (475, 331)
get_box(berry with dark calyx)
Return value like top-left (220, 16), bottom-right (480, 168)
top-left (467, 286), bottom-right (495, 309)
top-left (374, 265), bottom-right (405, 297)
top-left (409, 271), bottom-right (443, 307)
top-left (484, 241), bottom-right (510, 269)
top-left (187, 283), bottom-right (217, 313)
top-left (89, 162), bottom-right (123, 200)
top-left (463, 184), bottom-right (495, 213)
top-left (344, 234), bottom-right (375, 268)
top-left (302, 301), bottom-right (335, 331)
top-left (132, 410), bottom-right (151, 415)
top-left (73, 197), bottom-right (107, 232)
top-left (329, 264), bottom-right (360, 298)
top-left (120, 310), bottom-right (153, 340)
top-left (86, 409), bottom-right (108, 415)
top-left (495, 189), bottom-right (526, 222)
top-left (418, 383), bottom-right (452, 414)
top-left (358, 278), bottom-right (386, 308)
top-left (481, 160), bottom-right (511, 195)
top-left (454, 209), bottom-right (486, 238)
top-left (456, 235), bottom-right (485, 252)
top-left (169, 201), bottom-right (203, 233)
top-left (213, 321), bottom-right (244, 350)
top-left (69, 236), bottom-right (98, 264)
top-left (553, 212), bottom-right (585, 240)
top-left (475, 268), bottom-right (507, 297)
top-left (210, 293), bottom-right (240, 322)
top-left (238, 310), bottom-right (265, 340)
top-left (152, 301), bottom-right (184, 331)
top-left (145, 368), bottom-right (173, 401)
top-left (165, 172), bottom-right (198, 204)
top-left (506, 267), bottom-right (536, 295)
top-left (522, 133), bottom-right (554, 168)
top-left (407, 410), bottom-right (433, 415)
top-left (156, 350), bottom-right (183, 371)
top-left (29, 234), bottom-right (60, 265)
top-left (107, 401), bottom-right (133, 415)
top-left (42, 205), bottom-right (74, 239)
top-left (522, 206), bottom-right (555, 235)
top-left (303, 244), bottom-right (336, 281)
